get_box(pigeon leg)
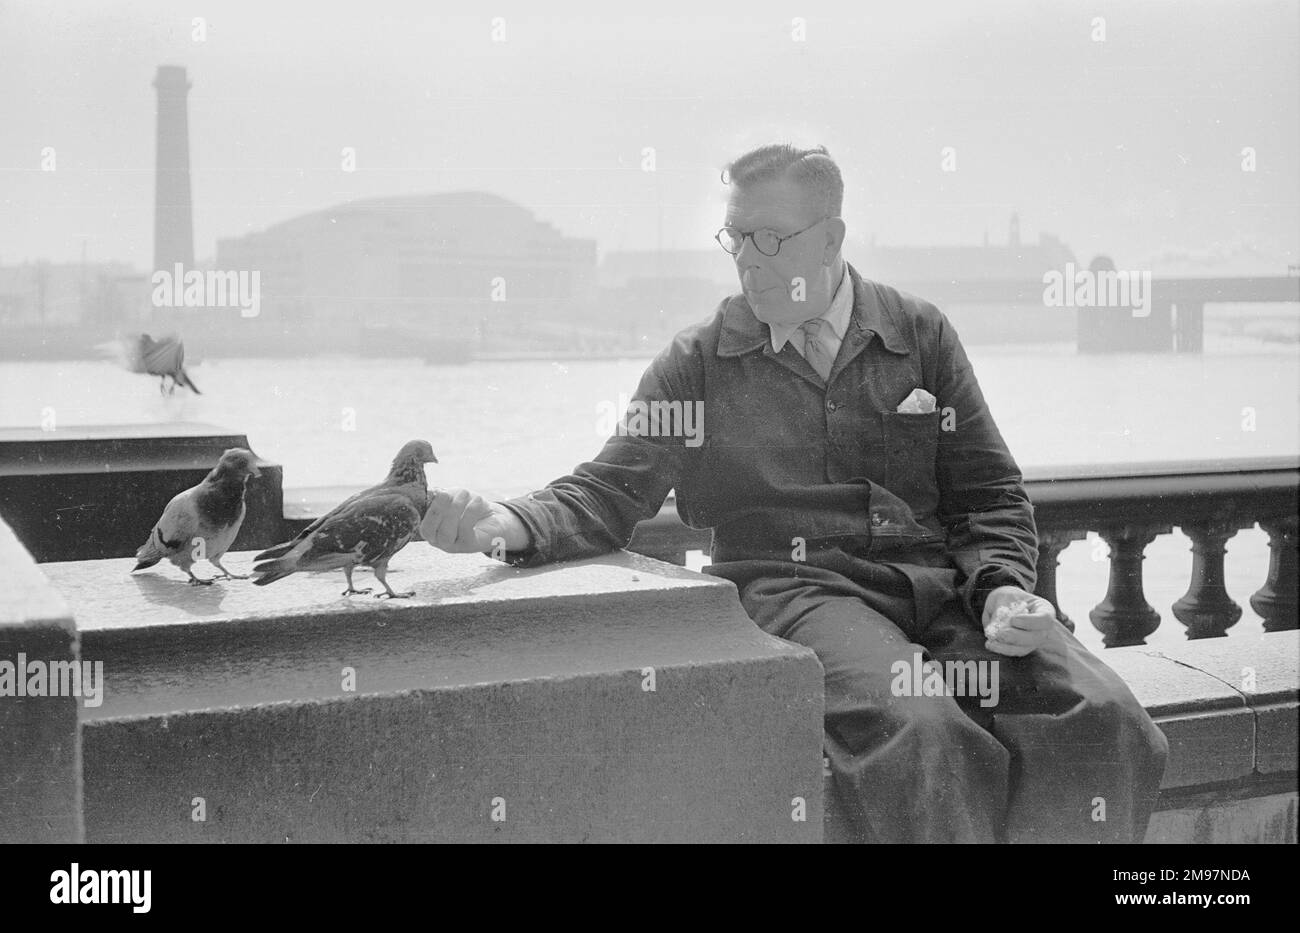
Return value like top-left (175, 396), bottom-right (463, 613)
top-left (186, 569), bottom-right (214, 586)
top-left (373, 562), bottom-right (414, 599)
top-left (210, 557), bottom-right (249, 580)
top-left (158, 376), bottom-right (168, 396)
top-left (341, 565), bottom-right (372, 596)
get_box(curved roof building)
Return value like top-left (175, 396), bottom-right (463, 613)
top-left (208, 191), bottom-right (597, 355)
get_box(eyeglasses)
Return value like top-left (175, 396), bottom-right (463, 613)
top-left (714, 217), bottom-right (831, 257)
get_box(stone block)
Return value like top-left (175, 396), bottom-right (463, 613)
top-left (0, 520), bottom-right (82, 842)
top-left (40, 546), bottom-right (825, 843)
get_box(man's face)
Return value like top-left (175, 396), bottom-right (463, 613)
top-left (723, 175), bottom-right (843, 327)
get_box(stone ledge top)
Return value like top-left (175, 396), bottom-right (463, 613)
top-left (1102, 632), bottom-right (1298, 788)
top-left (0, 422), bottom-right (268, 475)
top-left (0, 422), bottom-right (242, 443)
top-left (42, 546), bottom-right (818, 723)
top-left (1102, 632), bottom-right (1299, 716)
top-left (0, 521), bottom-right (74, 634)
top-left (41, 545), bottom-right (724, 638)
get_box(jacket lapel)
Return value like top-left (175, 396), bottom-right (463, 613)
top-left (766, 339), bottom-right (826, 389)
top-left (716, 261), bottom-right (910, 390)
top-left (826, 263), bottom-right (911, 384)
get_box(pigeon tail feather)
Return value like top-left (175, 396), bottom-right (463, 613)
top-left (133, 527), bottom-right (171, 568)
top-left (254, 541), bottom-right (297, 562)
top-left (176, 368), bottom-right (201, 394)
top-left (251, 556), bottom-right (296, 577)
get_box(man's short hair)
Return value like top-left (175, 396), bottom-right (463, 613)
top-left (724, 143), bottom-right (844, 219)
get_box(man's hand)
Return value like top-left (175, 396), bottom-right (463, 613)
top-left (981, 585), bottom-right (1061, 657)
top-left (421, 488), bottom-right (532, 555)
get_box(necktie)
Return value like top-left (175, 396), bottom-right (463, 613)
top-left (798, 318), bottom-right (834, 382)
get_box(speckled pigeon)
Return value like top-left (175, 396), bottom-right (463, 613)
top-left (250, 439), bottom-right (437, 598)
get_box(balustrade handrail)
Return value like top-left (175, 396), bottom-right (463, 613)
top-left (1024, 457), bottom-right (1298, 529)
top-left (1022, 454), bottom-right (1299, 480)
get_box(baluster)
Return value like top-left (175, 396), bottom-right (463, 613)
top-left (1089, 524), bottom-right (1170, 648)
top-left (1172, 519), bottom-right (1243, 639)
top-left (1034, 529), bottom-right (1085, 633)
top-left (1250, 516), bottom-right (1298, 632)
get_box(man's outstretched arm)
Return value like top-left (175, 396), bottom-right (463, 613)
top-left (421, 336), bottom-right (700, 567)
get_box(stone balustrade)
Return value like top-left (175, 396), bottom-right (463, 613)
top-left (628, 456), bottom-right (1300, 647)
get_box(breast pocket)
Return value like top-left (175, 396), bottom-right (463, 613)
top-left (880, 409), bottom-right (941, 517)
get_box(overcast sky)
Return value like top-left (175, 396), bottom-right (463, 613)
top-left (1, 0), bottom-right (1296, 274)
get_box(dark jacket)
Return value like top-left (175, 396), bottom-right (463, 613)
top-left (498, 261), bottom-right (1038, 624)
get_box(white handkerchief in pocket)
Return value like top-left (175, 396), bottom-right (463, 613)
top-left (895, 387), bottom-right (937, 414)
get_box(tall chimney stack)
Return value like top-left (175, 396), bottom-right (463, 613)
top-left (152, 65), bottom-right (194, 275)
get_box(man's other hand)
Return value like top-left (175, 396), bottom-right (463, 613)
top-left (982, 586), bottom-right (1061, 657)
top-left (422, 488), bottom-right (532, 555)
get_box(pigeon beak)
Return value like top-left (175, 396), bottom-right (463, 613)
top-left (250, 465), bottom-right (263, 477)
top-left (427, 454), bottom-right (439, 464)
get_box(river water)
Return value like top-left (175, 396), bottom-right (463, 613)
top-left (3, 339), bottom-right (1295, 496)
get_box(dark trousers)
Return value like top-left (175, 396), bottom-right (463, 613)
top-left (705, 553), bottom-right (1169, 843)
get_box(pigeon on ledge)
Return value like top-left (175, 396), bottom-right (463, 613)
top-left (99, 332), bottom-right (201, 395)
top-left (132, 448), bottom-right (262, 584)
top-left (251, 439), bottom-right (438, 598)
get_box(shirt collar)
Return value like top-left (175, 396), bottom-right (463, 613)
top-left (767, 261), bottom-right (854, 352)
top-left (717, 261), bottom-right (912, 358)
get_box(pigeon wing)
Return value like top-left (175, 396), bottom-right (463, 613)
top-left (154, 487), bottom-right (201, 552)
top-left (253, 481), bottom-right (392, 561)
top-left (142, 336), bottom-right (184, 376)
top-left (292, 493), bottom-right (421, 571)
top-left (97, 335), bottom-right (148, 373)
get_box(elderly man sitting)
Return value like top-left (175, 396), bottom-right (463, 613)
top-left (422, 143), bottom-right (1168, 844)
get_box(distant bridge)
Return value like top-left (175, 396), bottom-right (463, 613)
top-left (891, 275), bottom-right (1300, 352)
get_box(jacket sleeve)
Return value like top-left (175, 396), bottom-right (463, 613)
top-left (927, 311), bottom-right (1039, 622)
top-left (492, 336), bottom-right (699, 568)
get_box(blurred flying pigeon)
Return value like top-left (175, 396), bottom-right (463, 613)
top-left (131, 448), bottom-right (261, 585)
top-left (251, 439), bottom-right (438, 598)
top-left (99, 332), bottom-right (201, 395)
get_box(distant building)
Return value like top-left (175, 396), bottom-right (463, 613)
top-left (599, 249), bottom-right (736, 291)
top-left (857, 214), bottom-right (1078, 284)
top-left (596, 249), bottom-right (737, 344)
top-left (207, 191), bottom-right (599, 355)
top-left (0, 261), bottom-right (147, 329)
top-left (852, 214), bottom-right (1081, 344)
